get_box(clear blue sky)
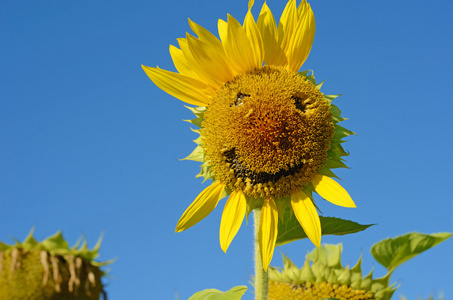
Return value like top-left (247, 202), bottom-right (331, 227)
top-left (1, 1), bottom-right (452, 299)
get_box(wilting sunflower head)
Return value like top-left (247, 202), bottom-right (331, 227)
top-left (0, 229), bottom-right (111, 300)
top-left (268, 244), bottom-right (397, 300)
top-left (143, 0), bottom-right (355, 271)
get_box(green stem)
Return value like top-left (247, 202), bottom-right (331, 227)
top-left (254, 209), bottom-right (268, 300)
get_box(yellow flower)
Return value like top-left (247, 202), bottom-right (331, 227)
top-left (142, 0), bottom-right (355, 271)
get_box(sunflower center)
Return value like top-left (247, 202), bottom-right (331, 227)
top-left (201, 66), bottom-right (334, 198)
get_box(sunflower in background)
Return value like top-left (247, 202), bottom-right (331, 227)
top-left (143, 0), bottom-right (355, 271)
top-left (268, 232), bottom-right (452, 300)
top-left (268, 245), bottom-right (391, 300)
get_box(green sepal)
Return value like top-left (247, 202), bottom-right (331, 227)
top-left (184, 117), bottom-right (203, 128)
top-left (299, 258), bottom-right (316, 284)
top-left (184, 105), bottom-right (206, 119)
top-left (374, 287), bottom-right (397, 300)
top-left (323, 159), bottom-right (348, 170)
top-left (333, 124), bottom-right (356, 141)
top-left (193, 135), bottom-right (202, 145)
top-left (276, 213), bottom-right (374, 246)
top-left (188, 285), bottom-right (247, 300)
top-left (298, 70), bottom-right (311, 77)
top-left (79, 233), bottom-right (104, 261)
top-left (330, 104), bottom-right (347, 123)
top-left (301, 185), bottom-right (315, 200)
top-left (183, 106), bottom-right (206, 129)
top-left (245, 195), bottom-right (263, 221)
top-left (181, 145), bottom-right (204, 162)
top-left (337, 266), bottom-right (351, 285)
top-left (350, 255), bottom-right (364, 288)
top-left (282, 254), bottom-right (299, 281)
top-left (360, 268), bottom-right (374, 291)
top-left (316, 81), bottom-right (325, 90)
top-left (324, 94), bottom-right (341, 103)
top-left (329, 142), bottom-right (350, 158)
top-left (324, 150), bottom-right (349, 169)
top-left (195, 162), bottom-right (214, 183)
top-left (298, 70), bottom-right (317, 87)
top-left (190, 127), bottom-right (201, 135)
top-left (317, 166), bottom-right (339, 179)
top-left (370, 232), bottom-right (452, 272)
top-left (275, 196), bottom-right (290, 224)
top-left (307, 243), bottom-right (343, 269)
top-left (326, 268), bottom-right (339, 285)
top-left (370, 272), bottom-right (392, 293)
top-left (305, 75), bottom-right (316, 86)
top-left (41, 231), bottom-right (70, 256)
top-left (0, 229), bottom-right (111, 267)
top-left (22, 228), bottom-right (39, 251)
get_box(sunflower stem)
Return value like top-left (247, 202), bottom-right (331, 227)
top-left (254, 208), bottom-right (268, 300)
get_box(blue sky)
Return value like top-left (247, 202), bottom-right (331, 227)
top-left (1, 0), bottom-right (452, 299)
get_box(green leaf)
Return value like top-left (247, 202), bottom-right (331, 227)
top-left (370, 232), bottom-right (452, 271)
top-left (188, 286), bottom-right (247, 300)
top-left (276, 213), bottom-right (374, 246)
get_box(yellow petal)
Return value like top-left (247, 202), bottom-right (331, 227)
top-left (257, 2), bottom-right (287, 67)
top-left (259, 198), bottom-right (278, 272)
top-left (169, 45), bottom-right (200, 79)
top-left (188, 19), bottom-right (236, 83)
top-left (222, 14), bottom-right (256, 74)
top-left (312, 175), bottom-right (356, 208)
top-left (291, 190), bottom-right (321, 247)
top-left (188, 18), bottom-right (224, 51)
top-left (278, 0), bottom-right (297, 53)
top-left (187, 34), bottom-right (235, 85)
top-left (176, 182), bottom-right (225, 232)
top-left (218, 19), bottom-right (228, 45)
top-left (142, 65), bottom-right (211, 106)
top-left (286, 2), bottom-right (315, 72)
top-left (244, 8), bottom-right (264, 68)
top-left (177, 37), bottom-right (222, 91)
top-left (219, 190), bottom-right (246, 252)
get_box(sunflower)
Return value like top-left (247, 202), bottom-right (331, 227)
top-left (142, 0), bottom-right (355, 271)
top-left (0, 229), bottom-right (110, 300)
top-left (268, 244), bottom-right (397, 300)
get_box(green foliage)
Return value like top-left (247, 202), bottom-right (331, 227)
top-left (188, 286), bottom-right (247, 300)
top-left (276, 214), bottom-right (374, 246)
top-left (371, 232), bottom-right (452, 271)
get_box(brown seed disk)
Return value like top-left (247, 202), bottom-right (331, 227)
top-left (201, 66), bottom-right (334, 198)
